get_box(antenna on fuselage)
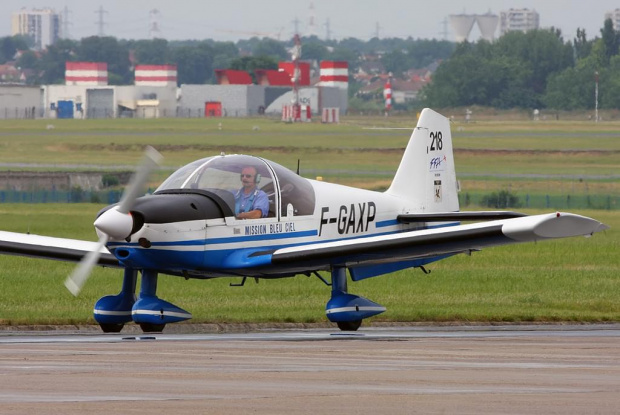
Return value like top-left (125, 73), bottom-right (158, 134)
top-left (296, 159), bottom-right (300, 175)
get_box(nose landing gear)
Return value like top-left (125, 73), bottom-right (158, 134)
top-left (94, 268), bottom-right (192, 333)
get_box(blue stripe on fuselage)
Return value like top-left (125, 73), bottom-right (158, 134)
top-left (109, 222), bottom-right (460, 250)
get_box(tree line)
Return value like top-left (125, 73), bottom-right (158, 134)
top-left (1, 34), bottom-right (452, 88)
top-left (3, 21), bottom-right (618, 111)
top-left (423, 19), bottom-right (620, 110)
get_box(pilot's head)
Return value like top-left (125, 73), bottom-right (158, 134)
top-left (240, 166), bottom-right (258, 189)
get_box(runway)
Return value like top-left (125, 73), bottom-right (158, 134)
top-left (0, 324), bottom-right (619, 414)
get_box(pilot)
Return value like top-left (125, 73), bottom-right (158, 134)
top-left (234, 166), bottom-right (269, 219)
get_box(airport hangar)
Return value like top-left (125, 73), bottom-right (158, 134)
top-left (0, 61), bottom-right (348, 120)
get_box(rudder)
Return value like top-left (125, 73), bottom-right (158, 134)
top-left (385, 108), bottom-right (459, 212)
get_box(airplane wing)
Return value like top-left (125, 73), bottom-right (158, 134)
top-left (397, 211), bottom-right (527, 222)
top-left (0, 231), bottom-right (120, 267)
top-left (268, 212), bottom-right (608, 269)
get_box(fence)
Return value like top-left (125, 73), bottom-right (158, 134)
top-left (0, 107), bottom-right (39, 119)
top-left (459, 192), bottom-right (619, 210)
top-left (0, 189), bottom-right (126, 204)
top-left (0, 189), bottom-right (617, 211)
top-left (0, 106), bottom-right (286, 119)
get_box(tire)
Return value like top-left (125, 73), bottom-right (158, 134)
top-left (100, 323), bottom-right (124, 333)
top-left (139, 323), bottom-right (166, 333)
top-left (337, 320), bottom-right (362, 331)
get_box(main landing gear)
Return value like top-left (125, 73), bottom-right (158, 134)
top-left (93, 268), bottom-right (192, 333)
top-left (325, 267), bottom-right (386, 331)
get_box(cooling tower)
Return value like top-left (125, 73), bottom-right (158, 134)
top-left (476, 13), bottom-right (499, 41)
top-left (450, 14), bottom-right (476, 42)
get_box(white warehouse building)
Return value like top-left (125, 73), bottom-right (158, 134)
top-left (42, 63), bottom-right (177, 119)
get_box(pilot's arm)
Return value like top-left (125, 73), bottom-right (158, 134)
top-left (236, 190), bottom-right (269, 219)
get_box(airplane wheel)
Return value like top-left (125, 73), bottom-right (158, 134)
top-left (139, 323), bottom-right (166, 333)
top-left (100, 323), bottom-right (124, 333)
top-left (337, 320), bottom-right (362, 331)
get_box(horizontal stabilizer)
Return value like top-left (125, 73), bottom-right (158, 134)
top-left (398, 211), bottom-right (527, 223)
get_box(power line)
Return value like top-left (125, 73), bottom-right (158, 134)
top-left (324, 18), bottom-right (331, 41)
top-left (62, 6), bottom-right (72, 39)
top-left (95, 5), bottom-right (108, 37)
top-left (149, 9), bottom-right (162, 39)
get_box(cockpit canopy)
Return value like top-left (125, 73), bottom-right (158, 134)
top-left (156, 154), bottom-right (316, 218)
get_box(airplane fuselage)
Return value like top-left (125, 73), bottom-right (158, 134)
top-left (105, 178), bottom-right (429, 279)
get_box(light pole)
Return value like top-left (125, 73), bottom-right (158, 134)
top-left (594, 71), bottom-right (599, 122)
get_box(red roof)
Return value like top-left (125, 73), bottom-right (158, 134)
top-left (255, 69), bottom-right (292, 86)
top-left (215, 69), bottom-right (253, 85)
top-left (135, 64), bottom-right (177, 71)
top-left (66, 62), bottom-right (107, 71)
top-left (320, 61), bottom-right (348, 69)
top-left (278, 62), bottom-right (310, 86)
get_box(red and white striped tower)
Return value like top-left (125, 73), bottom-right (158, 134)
top-left (291, 34), bottom-right (302, 122)
top-left (319, 61), bottom-right (348, 115)
top-left (135, 64), bottom-right (177, 86)
top-left (384, 76), bottom-right (392, 115)
top-left (319, 61), bottom-right (348, 89)
top-left (65, 62), bottom-right (108, 86)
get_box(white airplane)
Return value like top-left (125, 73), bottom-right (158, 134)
top-left (0, 109), bottom-right (608, 333)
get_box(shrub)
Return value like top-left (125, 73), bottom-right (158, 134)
top-left (481, 190), bottom-right (520, 208)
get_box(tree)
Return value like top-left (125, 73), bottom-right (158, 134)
top-left (133, 38), bottom-right (170, 64)
top-left (574, 28), bottom-right (592, 60)
top-left (422, 53), bottom-right (534, 108)
top-left (16, 50), bottom-right (38, 69)
top-left (543, 59), bottom-right (597, 110)
top-left (39, 38), bottom-right (78, 84)
top-left (600, 55), bottom-right (620, 108)
top-left (493, 29), bottom-right (573, 95)
top-left (78, 37), bottom-right (131, 84)
top-left (600, 18), bottom-right (619, 64)
top-left (171, 44), bottom-right (213, 84)
top-left (406, 39), bottom-right (454, 68)
top-left (208, 41), bottom-right (239, 79)
top-left (230, 55), bottom-right (278, 82)
top-left (0, 35), bottom-right (30, 64)
top-left (423, 29), bottom-right (574, 108)
top-left (328, 46), bottom-right (359, 72)
top-left (301, 42), bottom-right (328, 62)
top-left (380, 49), bottom-right (409, 75)
top-left (252, 38), bottom-right (288, 60)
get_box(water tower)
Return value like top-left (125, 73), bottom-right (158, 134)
top-left (449, 14), bottom-right (476, 42)
top-left (475, 13), bottom-right (499, 41)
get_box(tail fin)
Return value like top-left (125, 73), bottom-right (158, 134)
top-left (385, 108), bottom-right (459, 212)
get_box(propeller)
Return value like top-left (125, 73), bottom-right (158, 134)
top-left (65, 146), bottom-right (163, 296)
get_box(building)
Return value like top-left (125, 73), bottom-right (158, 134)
top-left (43, 62), bottom-right (177, 119)
top-left (11, 8), bottom-right (61, 50)
top-left (179, 84), bottom-right (268, 117)
top-left (0, 85), bottom-right (41, 119)
top-left (605, 9), bottom-right (620, 30)
top-left (499, 9), bottom-right (539, 35)
top-left (449, 13), bottom-right (499, 42)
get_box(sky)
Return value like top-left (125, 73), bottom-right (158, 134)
top-left (3, 0), bottom-right (620, 43)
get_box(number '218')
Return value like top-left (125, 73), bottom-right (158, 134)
top-left (430, 131), bottom-right (443, 151)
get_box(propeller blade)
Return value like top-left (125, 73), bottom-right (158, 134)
top-left (64, 234), bottom-right (109, 296)
top-left (65, 146), bottom-right (163, 296)
top-left (118, 146), bottom-right (163, 214)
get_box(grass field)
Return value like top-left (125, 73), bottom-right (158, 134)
top-left (0, 114), bottom-right (618, 326)
top-left (0, 204), bottom-right (616, 326)
top-left (0, 116), bottom-right (618, 196)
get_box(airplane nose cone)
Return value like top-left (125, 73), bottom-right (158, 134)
top-left (94, 206), bottom-right (134, 240)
